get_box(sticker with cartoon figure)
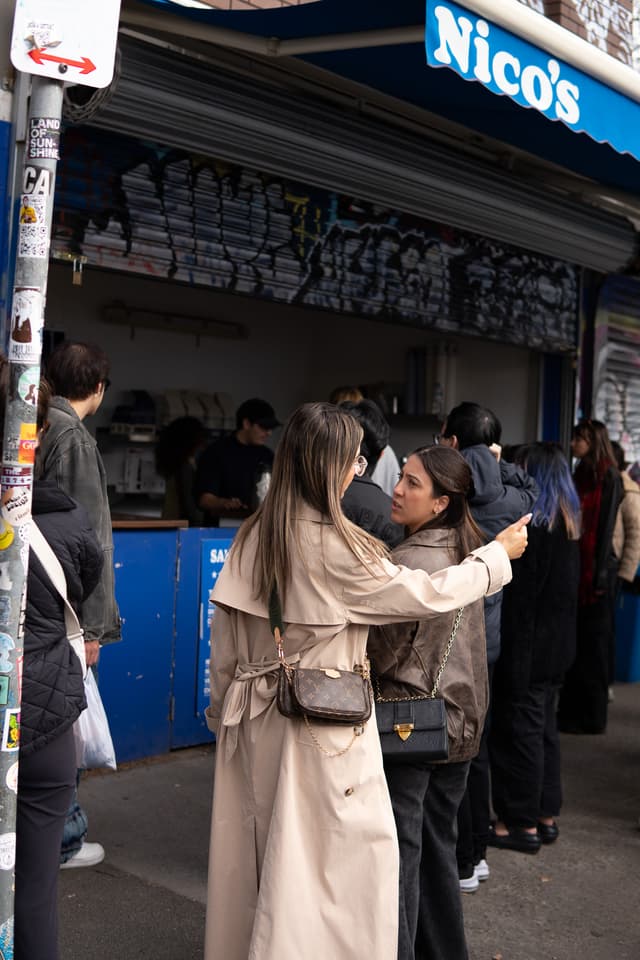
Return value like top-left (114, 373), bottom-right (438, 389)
top-left (17, 367), bottom-right (39, 406)
top-left (8, 288), bottom-right (44, 363)
top-left (1, 709), bottom-right (19, 752)
top-left (17, 194), bottom-right (48, 259)
top-left (0, 833), bottom-right (16, 871)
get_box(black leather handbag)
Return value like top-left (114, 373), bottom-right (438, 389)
top-left (375, 608), bottom-right (463, 764)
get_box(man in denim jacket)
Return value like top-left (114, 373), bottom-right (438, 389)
top-left (38, 340), bottom-right (121, 868)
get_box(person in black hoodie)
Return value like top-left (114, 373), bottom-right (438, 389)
top-left (0, 364), bottom-right (104, 960)
top-left (438, 402), bottom-right (537, 889)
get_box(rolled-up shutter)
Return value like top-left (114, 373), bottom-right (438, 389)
top-left (85, 36), bottom-right (635, 274)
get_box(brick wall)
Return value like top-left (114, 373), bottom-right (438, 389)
top-left (518, 0), bottom-right (634, 65)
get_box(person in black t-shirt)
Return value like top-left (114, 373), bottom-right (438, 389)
top-left (195, 398), bottom-right (280, 526)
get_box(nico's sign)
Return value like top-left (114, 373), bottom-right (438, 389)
top-left (10, 0), bottom-right (122, 89)
top-left (425, 0), bottom-right (640, 162)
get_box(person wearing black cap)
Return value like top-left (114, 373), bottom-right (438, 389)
top-left (195, 398), bottom-right (280, 526)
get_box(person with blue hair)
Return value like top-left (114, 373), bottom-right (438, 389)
top-left (489, 443), bottom-right (581, 852)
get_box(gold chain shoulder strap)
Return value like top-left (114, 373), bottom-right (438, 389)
top-left (375, 607), bottom-right (464, 703)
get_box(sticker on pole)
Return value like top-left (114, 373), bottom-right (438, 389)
top-left (10, 0), bottom-right (122, 89)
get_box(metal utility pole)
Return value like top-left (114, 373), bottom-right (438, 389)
top-left (0, 71), bottom-right (63, 948)
top-left (0, 0), bottom-right (120, 947)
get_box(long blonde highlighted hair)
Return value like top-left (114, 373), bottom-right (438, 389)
top-left (232, 402), bottom-right (388, 603)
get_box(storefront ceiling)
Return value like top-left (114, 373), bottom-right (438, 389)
top-left (129, 0), bottom-right (640, 197)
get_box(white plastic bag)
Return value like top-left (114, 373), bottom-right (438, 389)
top-left (74, 671), bottom-right (117, 770)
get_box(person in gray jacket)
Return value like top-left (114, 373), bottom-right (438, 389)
top-left (437, 402), bottom-right (538, 889)
top-left (37, 340), bottom-right (121, 869)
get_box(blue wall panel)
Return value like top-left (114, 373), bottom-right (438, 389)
top-left (102, 530), bottom-right (178, 762)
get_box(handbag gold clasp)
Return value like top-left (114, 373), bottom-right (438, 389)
top-left (393, 723), bottom-right (414, 741)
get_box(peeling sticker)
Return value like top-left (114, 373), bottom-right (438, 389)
top-left (0, 833), bottom-right (16, 870)
top-left (5, 762), bottom-right (18, 795)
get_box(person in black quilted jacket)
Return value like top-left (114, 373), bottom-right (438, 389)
top-left (0, 361), bottom-right (103, 960)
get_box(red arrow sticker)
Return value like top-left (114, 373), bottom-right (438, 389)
top-left (28, 49), bottom-right (96, 75)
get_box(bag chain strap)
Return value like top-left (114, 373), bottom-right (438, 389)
top-left (375, 607), bottom-right (464, 703)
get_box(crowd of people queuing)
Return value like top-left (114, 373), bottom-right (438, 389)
top-left (9, 342), bottom-right (640, 960)
top-left (203, 394), bottom-right (640, 960)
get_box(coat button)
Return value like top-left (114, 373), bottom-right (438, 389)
top-left (344, 787), bottom-right (354, 797)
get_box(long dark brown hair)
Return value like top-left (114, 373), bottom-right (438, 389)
top-left (232, 402), bottom-right (388, 603)
top-left (572, 419), bottom-right (616, 480)
top-left (408, 445), bottom-right (485, 561)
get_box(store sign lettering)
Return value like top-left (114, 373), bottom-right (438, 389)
top-left (429, 5), bottom-right (580, 124)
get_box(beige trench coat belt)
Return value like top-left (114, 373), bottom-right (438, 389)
top-left (221, 654), bottom-right (301, 761)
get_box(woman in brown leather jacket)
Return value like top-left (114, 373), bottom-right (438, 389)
top-left (368, 445), bottom-right (488, 960)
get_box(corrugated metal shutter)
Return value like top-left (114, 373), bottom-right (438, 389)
top-left (594, 276), bottom-right (640, 459)
top-left (85, 36), bottom-right (634, 274)
top-left (53, 124), bottom-right (579, 352)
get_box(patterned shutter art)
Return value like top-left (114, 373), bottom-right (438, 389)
top-left (594, 276), bottom-right (640, 461)
top-left (53, 126), bottom-right (578, 353)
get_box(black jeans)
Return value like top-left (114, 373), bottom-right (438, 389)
top-left (16, 727), bottom-right (77, 960)
top-left (490, 683), bottom-right (562, 828)
top-left (385, 759), bottom-right (471, 960)
top-left (456, 664), bottom-right (494, 873)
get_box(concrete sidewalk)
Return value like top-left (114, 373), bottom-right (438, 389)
top-left (59, 684), bottom-right (640, 960)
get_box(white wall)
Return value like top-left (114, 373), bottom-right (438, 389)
top-left (46, 263), bottom-right (539, 461)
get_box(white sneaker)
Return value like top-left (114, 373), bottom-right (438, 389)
top-left (459, 872), bottom-right (479, 894)
top-left (475, 859), bottom-right (490, 882)
top-left (60, 841), bottom-right (105, 869)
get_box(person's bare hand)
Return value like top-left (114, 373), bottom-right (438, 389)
top-left (489, 443), bottom-right (502, 461)
top-left (84, 640), bottom-right (100, 667)
top-left (225, 498), bottom-right (245, 510)
top-left (495, 514), bottom-right (531, 560)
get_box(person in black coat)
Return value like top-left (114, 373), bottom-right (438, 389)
top-left (489, 443), bottom-right (580, 853)
top-left (4, 369), bottom-right (104, 960)
top-left (558, 419), bottom-right (622, 735)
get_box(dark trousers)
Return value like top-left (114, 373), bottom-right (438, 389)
top-left (558, 596), bottom-right (611, 734)
top-left (385, 759), bottom-right (471, 960)
top-left (456, 664), bottom-right (494, 873)
top-left (16, 727), bottom-right (77, 960)
top-left (490, 683), bottom-right (562, 828)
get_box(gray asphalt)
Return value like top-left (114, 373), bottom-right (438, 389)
top-left (59, 683), bottom-right (640, 960)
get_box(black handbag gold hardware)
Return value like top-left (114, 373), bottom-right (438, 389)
top-left (374, 608), bottom-right (463, 764)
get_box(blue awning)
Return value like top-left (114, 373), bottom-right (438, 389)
top-left (129, 0), bottom-right (640, 194)
top-left (426, 0), bottom-right (640, 163)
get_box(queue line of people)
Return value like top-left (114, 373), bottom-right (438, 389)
top-left (200, 394), bottom-right (637, 960)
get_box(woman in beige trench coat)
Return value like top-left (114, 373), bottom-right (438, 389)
top-left (204, 403), bottom-right (529, 960)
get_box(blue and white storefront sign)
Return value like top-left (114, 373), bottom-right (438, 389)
top-left (198, 536), bottom-right (234, 720)
top-left (426, 0), bottom-right (640, 161)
